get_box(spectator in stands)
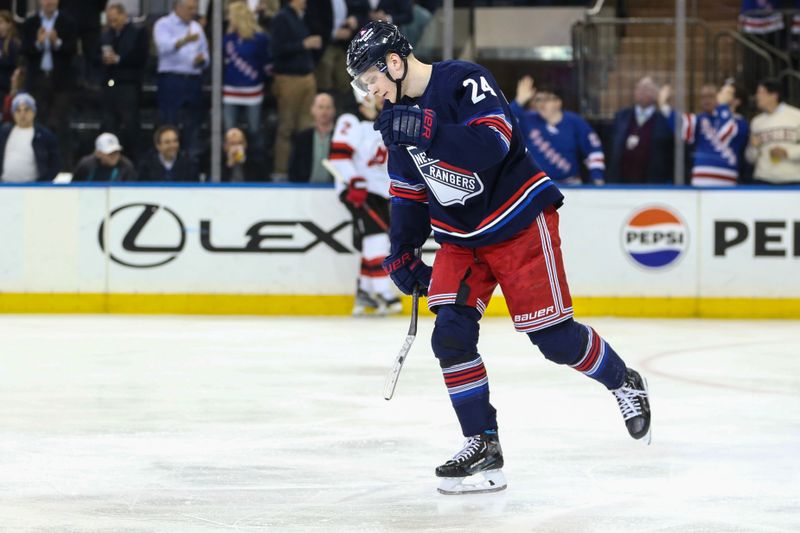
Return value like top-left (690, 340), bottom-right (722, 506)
top-left (698, 83), bottom-right (719, 115)
top-left (512, 75), bottom-right (605, 185)
top-left (660, 82), bottom-right (749, 186)
top-left (138, 124), bottom-right (200, 182)
top-left (153, 0), bottom-right (209, 163)
top-left (223, 127), bottom-right (264, 181)
top-left (100, 3), bottom-right (149, 162)
top-left (0, 10), bottom-right (21, 104)
top-left (400, 1), bottom-right (433, 47)
top-left (608, 76), bottom-right (674, 184)
top-left (223, 0), bottom-right (271, 155)
top-left (0, 93), bottom-right (59, 182)
top-left (306, 0), bottom-right (363, 103)
top-left (71, 132), bottom-right (137, 182)
top-left (368, 0), bottom-right (413, 26)
top-left (60, 0), bottom-right (107, 86)
top-left (739, 0), bottom-right (783, 36)
top-left (21, 0), bottom-right (78, 169)
top-left (270, 0), bottom-right (321, 181)
top-left (745, 78), bottom-right (800, 185)
top-left (1, 66), bottom-right (22, 122)
top-left (289, 92), bottom-right (335, 183)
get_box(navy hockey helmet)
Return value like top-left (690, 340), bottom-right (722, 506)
top-left (346, 21), bottom-right (412, 99)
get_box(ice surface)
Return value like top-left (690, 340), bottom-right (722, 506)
top-left (0, 315), bottom-right (798, 532)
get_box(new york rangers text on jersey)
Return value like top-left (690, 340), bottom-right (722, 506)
top-left (387, 61), bottom-right (563, 250)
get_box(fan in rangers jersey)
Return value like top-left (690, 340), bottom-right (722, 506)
top-left (659, 82), bottom-right (749, 186)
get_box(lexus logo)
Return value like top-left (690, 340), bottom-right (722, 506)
top-left (98, 203), bottom-right (186, 268)
top-left (98, 203), bottom-right (356, 269)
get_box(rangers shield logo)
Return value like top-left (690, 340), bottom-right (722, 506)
top-left (406, 147), bottom-right (484, 206)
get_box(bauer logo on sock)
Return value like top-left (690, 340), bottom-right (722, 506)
top-left (621, 206), bottom-right (689, 269)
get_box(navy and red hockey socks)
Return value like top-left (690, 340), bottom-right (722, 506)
top-left (440, 354), bottom-right (498, 437)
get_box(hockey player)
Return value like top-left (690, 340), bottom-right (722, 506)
top-left (659, 82), bottom-right (749, 185)
top-left (511, 76), bottom-right (605, 185)
top-left (346, 21), bottom-right (652, 495)
top-left (328, 90), bottom-right (402, 316)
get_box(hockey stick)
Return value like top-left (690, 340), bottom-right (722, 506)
top-left (321, 158), bottom-right (389, 232)
top-left (383, 247), bottom-right (421, 401)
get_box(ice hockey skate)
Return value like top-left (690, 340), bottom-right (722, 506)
top-left (352, 283), bottom-right (381, 317)
top-left (376, 295), bottom-right (403, 316)
top-left (613, 368), bottom-right (652, 445)
top-left (436, 431), bottom-right (507, 495)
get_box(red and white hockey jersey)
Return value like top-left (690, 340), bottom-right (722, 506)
top-left (329, 113), bottom-right (391, 199)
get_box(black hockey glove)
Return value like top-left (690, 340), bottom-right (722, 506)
top-left (382, 247), bottom-right (432, 296)
top-left (374, 105), bottom-right (437, 152)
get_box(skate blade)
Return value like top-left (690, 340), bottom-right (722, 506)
top-left (639, 376), bottom-right (652, 446)
top-left (437, 469), bottom-right (507, 495)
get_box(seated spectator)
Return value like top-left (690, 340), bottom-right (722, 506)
top-left (0, 10), bottom-right (21, 103)
top-left (222, 127), bottom-right (264, 182)
top-left (137, 125), bottom-right (199, 182)
top-left (72, 132), bottom-right (137, 182)
top-left (101, 3), bottom-right (150, 162)
top-left (223, 1), bottom-right (271, 156)
top-left (1, 66), bottom-right (23, 123)
top-left (608, 76), bottom-right (674, 184)
top-left (745, 78), bottom-right (800, 185)
top-left (288, 92), bottom-right (335, 182)
top-left (512, 75), bottom-right (605, 185)
top-left (0, 93), bottom-right (59, 182)
top-left (659, 82), bottom-right (748, 186)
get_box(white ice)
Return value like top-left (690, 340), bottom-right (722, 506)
top-left (0, 315), bottom-right (798, 532)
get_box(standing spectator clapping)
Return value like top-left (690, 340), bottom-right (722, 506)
top-left (153, 0), bottom-right (209, 163)
top-left (101, 3), bottom-right (149, 162)
top-left (223, 1), bottom-right (271, 157)
top-left (21, 0), bottom-right (78, 169)
top-left (270, 0), bottom-right (321, 181)
top-left (0, 93), bottom-right (59, 182)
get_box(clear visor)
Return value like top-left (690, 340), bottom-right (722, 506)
top-left (350, 66), bottom-right (383, 100)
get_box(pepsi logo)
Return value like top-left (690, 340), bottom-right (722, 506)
top-left (621, 206), bottom-right (689, 269)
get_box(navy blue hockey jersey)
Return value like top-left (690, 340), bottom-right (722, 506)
top-left (387, 61), bottom-right (563, 249)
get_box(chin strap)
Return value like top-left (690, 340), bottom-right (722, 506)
top-left (385, 56), bottom-right (409, 102)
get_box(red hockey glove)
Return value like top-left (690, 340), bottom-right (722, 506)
top-left (345, 176), bottom-right (368, 208)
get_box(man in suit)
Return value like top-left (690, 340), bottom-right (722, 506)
top-left (137, 125), bottom-right (199, 182)
top-left (288, 92), bottom-right (335, 182)
top-left (100, 3), bottom-right (149, 161)
top-left (608, 76), bottom-right (674, 184)
top-left (21, 0), bottom-right (78, 168)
